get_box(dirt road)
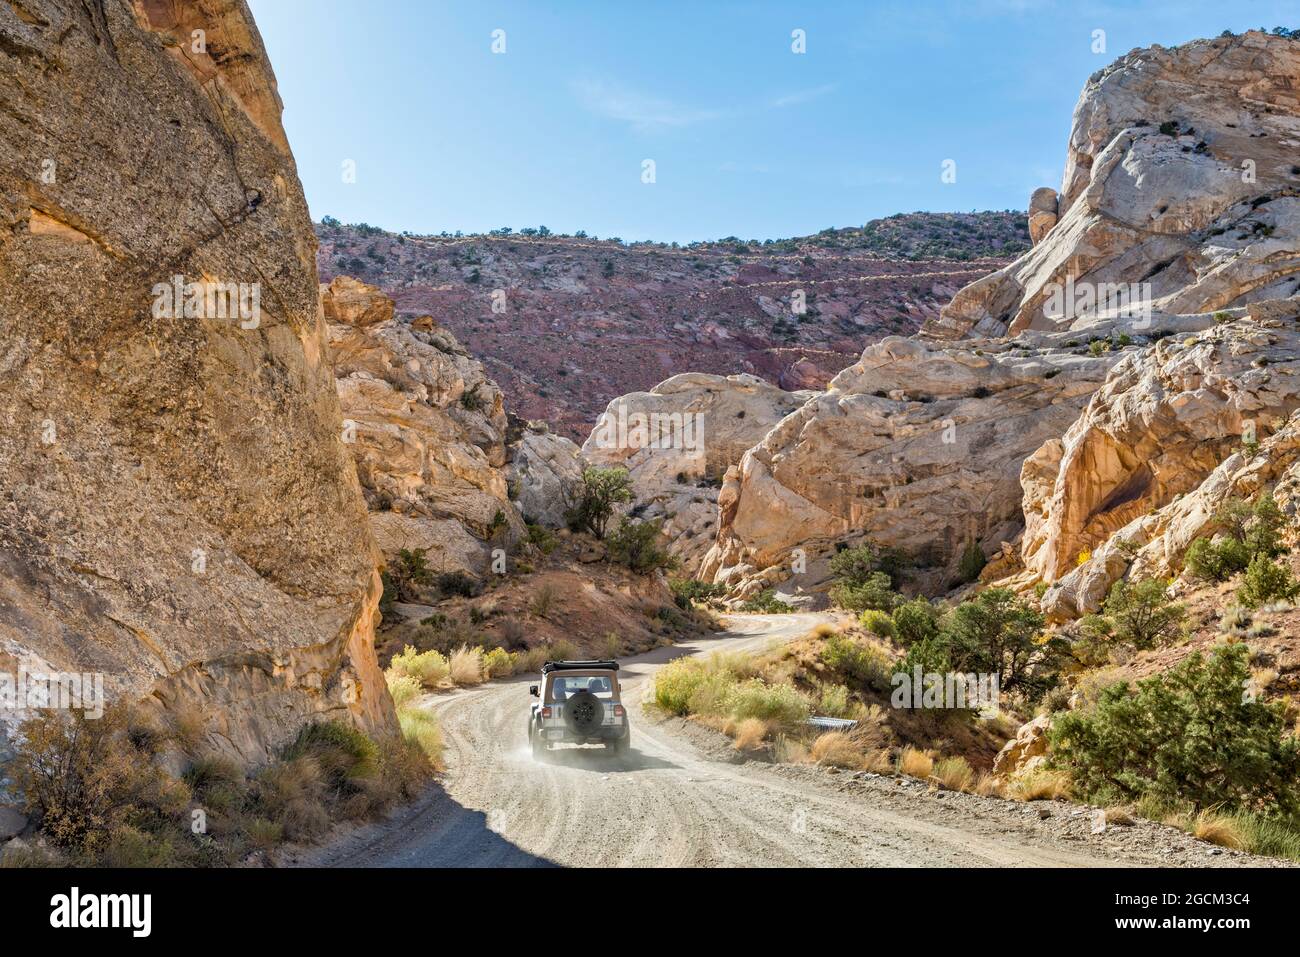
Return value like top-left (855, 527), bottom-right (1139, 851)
top-left (310, 614), bottom-right (1276, 868)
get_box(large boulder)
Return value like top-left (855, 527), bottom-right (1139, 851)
top-left (582, 373), bottom-right (812, 570)
top-left (507, 421), bottom-right (586, 529)
top-left (0, 0), bottom-right (394, 763)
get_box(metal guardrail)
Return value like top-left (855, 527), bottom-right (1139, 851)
top-left (806, 716), bottom-right (858, 731)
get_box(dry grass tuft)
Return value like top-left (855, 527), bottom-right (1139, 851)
top-left (449, 645), bottom-right (484, 685)
top-left (1190, 810), bottom-right (1247, 850)
top-left (1104, 807), bottom-right (1136, 826)
top-left (731, 717), bottom-right (770, 751)
top-left (810, 731), bottom-right (862, 769)
top-left (931, 756), bottom-right (975, 792)
top-left (973, 773), bottom-right (1003, 798)
top-left (897, 746), bottom-right (934, 780)
top-left (1005, 769), bottom-right (1073, 802)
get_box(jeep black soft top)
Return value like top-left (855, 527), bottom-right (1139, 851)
top-left (540, 659), bottom-right (619, 674)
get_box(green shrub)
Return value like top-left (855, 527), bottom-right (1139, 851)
top-left (669, 577), bottom-right (724, 608)
top-left (1185, 492), bottom-right (1287, 582)
top-left (859, 609), bottom-right (895, 638)
top-left (1185, 535), bottom-right (1250, 581)
top-left (607, 516), bottom-right (678, 573)
top-left (829, 542), bottom-right (908, 589)
top-left (957, 540), bottom-right (987, 583)
top-left (1237, 554), bottom-right (1299, 608)
top-left (816, 683), bottom-right (852, 718)
top-left (388, 646), bottom-right (450, 687)
top-left (1094, 577), bottom-right (1186, 649)
top-left (387, 548), bottom-right (433, 602)
top-left (892, 597), bottom-right (939, 646)
top-left (385, 672), bottom-right (424, 708)
top-left (739, 588), bottom-right (794, 613)
top-left (820, 633), bottom-right (893, 691)
top-left (482, 646), bottom-right (516, 678)
top-left (726, 680), bottom-right (810, 726)
top-left (653, 659), bottom-right (708, 715)
top-left (1048, 643), bottom-right (1300, 813)
top-left (829, 572), bottom-right (900, 612)
top-left (563, 466), bottom-right (633, 539)
top-left (937, 587), bottom-right (1054, 692)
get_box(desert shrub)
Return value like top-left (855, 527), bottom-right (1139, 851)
top-left (599, 631), bottom-right (622, 659)
top-left (1048, 643), bottom-right (1299, 812)
top-left (830, 571), bottom-right (900, 612)
top-left (1005, 769), bottom-right (1073, 801)
top-left (1237, 553), bottom-right (1300, 608)
top-left (739, 588), bottom-right (794, 613)
top-left (1185, 491), bottom-right (1288, 582)
top-left (654, 660), bottom-right (708, 715)
top-left (607, 516), bottom-right (678, 573)
top-left (388, 646), bottom-right (450, 687)
top-left (449, 645), bottom-right (485, 685)
top-left (726, 680), bottom-right (809, 726)
top-left (859, 609), bottom-right (895, 638)
top-left (810, 732), bottom-right (861, 769)
top-left (956, 541), bottom-right (987, 583)
top-left (563, 466), bottom-right (633, 539)
top-left (816, 683), bottom-right (852, 718)
top-left (669, 577), bottom-right (724, 608)
top-left (1087, 577), bottom-right (1186, 649)
top-left (829, 541), bottom-right (908, 588)
top-left (387, 548), bottom-right (433, 601)
top-left (396, 706), bottom-right (444, 769)
top-left (385, 672), bottom-right (424, 708)
top-left (524, 522), bottom-right (558, 554)
top-left (529, 584), bottom-right (558, 618)
top-left (731, 717), bottom-right (769, 751)
top-left (891, 597), bottom-right (939, 647)
top-left (934, 588), bottom-right (1056, 693)
top-left (482, 646), bottom-right (516, 678)
top-left (820, 633), bottom-right (893, 692)
top-left (436, 571), bottom-right (481, 598)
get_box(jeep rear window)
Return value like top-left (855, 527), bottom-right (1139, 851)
top-left (547, 674), bottom-right (615, 702)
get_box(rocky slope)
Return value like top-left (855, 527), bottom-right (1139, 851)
top-left (316, 215), bottom-right (1027, 439)
top-left (700, 30), bottom-right (1300, 600)
top-left (0, 0), bottom-right (392, 765)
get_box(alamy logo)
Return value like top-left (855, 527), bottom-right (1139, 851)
top-left (891, 667), bottom-right (999, 711)
top-left (50, 887), bottom-right (151, 938)
top-left (151, 274), bottom-right (261, 329)
top-left (0, 657), bottom-right (104, 718)
top-left (1042, 277), bottom-right (1152, 326)
top-left (590, 404), bottom-right (705, 455)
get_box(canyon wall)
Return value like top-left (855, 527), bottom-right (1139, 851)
top-left (0, 0), bottom-right (393, 764)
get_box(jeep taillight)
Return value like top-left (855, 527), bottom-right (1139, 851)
top-left (613, 705), bottom-right (625, 717)
top-left (542, 706), bottom-right (553, 718)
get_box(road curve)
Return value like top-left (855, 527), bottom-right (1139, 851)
top-left (314, 614), bottom-right (1148, 868)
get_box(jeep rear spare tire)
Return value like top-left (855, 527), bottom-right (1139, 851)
top-left (564, 689), bottom-right (604, 738)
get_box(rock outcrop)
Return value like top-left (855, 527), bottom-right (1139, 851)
top-left (582, 373), bottom-right (812, 570)
top-left (703, 32), bottom-right (1300, 601)
top-left (0, 0), bottom-right (393, 762)
top-left (507, 421), bottom-right (586, 529)
top-left (323, 277), bottom-right (525, 574)
top-left (928, 32), bottom-right (1300, 341)
top-left (1034, 300), bottom-right (1300, 618)
top-left (701, 336), bottom-right (1117, 594)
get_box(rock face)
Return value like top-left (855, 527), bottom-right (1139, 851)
top-left (701, 336), bottom-right (1117, 594)
top-left (582, 373), bottom-right (812, 570)
top-left (992, 714), bottom-right (1052, 777)
top-left (507, 422), bottom-right (586, 529)
top-left (928, 32), bottom-right (1300, 341)
top-left (1035, 300), bottom-right (1300, 618)
top-left (323, 277), bottom-right (524, 574)
top-left (0, 1), bottom-right (393, 762)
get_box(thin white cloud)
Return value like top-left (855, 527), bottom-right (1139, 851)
top-left (770, 83), bottom-right (839, 108)
top-left (571, 78), bottom-right (724, 133)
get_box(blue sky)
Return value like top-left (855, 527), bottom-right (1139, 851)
top-left (248, 0), bottom-right (1299, 243)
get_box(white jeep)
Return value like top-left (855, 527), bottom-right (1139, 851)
top-left (528, 660), bottom-right (630, 758)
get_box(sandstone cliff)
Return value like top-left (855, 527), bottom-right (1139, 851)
top-left (0, 0), bottom-right (392, 764)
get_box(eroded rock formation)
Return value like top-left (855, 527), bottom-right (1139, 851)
top-left (0, 0), bottom-right (393, 762)
top-left (323, 277), bottom-right (525, 574)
